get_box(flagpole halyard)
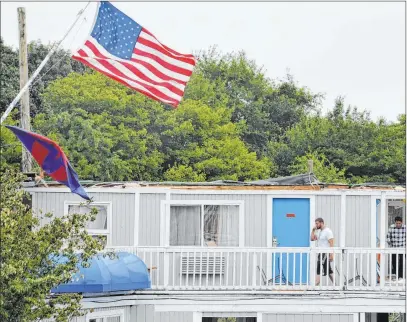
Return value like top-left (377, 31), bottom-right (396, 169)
top-left (0, 2), bottom-right (92, 125)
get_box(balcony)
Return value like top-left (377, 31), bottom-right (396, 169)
top-left (105, 246), bottom-right (406, 292)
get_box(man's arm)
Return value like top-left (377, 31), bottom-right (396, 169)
top-left (311, 228), bottom-right (318, 241)
top-left (386, 228), bottom-right (392, 247)
top-left (328, 238), bottom-right (334, 261)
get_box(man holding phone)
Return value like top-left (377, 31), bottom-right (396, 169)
top-left (310, 217), bottom-right (335, 285)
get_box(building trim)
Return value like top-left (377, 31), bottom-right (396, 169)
top-left (24, 187), bottom-right (405, 198)
top-left (79, 294), bottom-right (405, 313)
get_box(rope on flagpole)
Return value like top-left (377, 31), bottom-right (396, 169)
top-left (29, 14), bottom-right (89, 89)
top-left (0, 1), bottom-right (92, 125)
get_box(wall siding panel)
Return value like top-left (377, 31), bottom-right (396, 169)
top-left (316, 196), bottom-right (341, 246)
top-left (32, 192), bottom-right (135, 247)
top-left (139, 193), bottom-right (166, 246)
top-left (263, 314), bottom-right (354, 322)
top-left (346, 196), bottom-right (371, 247)
top-left (154, 311), bottom-right (193, 322)
top-left (130, 304), bottom-right (155, 322)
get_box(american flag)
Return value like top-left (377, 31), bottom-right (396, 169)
top-left (72, 1), bottom-right (196, 107)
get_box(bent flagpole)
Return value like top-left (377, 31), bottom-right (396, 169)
top-left (0, 2), bottom-right (91, 125)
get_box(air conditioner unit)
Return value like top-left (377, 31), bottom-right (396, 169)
top-left (181, 255), bottom-right (225, 275)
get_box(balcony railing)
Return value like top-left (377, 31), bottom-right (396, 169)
top-left (105, 246), bottom-right (406, 292)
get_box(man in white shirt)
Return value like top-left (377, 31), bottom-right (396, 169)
top-left (310, 217), bottom-right (334, 285)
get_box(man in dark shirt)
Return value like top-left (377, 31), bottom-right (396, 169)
top-left (386, 216), bottom-right (406, 280)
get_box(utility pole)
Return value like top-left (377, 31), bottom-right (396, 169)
top-left (308, 159), bottom-right (313, 174)
top-left (18, 7), bottom-right (32, 173)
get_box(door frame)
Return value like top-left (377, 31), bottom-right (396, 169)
top-left (266, 195), bottom-right (316, 285)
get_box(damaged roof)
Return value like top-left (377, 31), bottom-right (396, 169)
top-left (22, 173), bottom-right (405, 191)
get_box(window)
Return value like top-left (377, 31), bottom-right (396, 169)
top-left (168, 201), bottom-right (243, 247)
top-left (65, 202), bottom-right (111, 248)
top-left (86, 309), bottom-right (124, 322)
top-left (202, 317), bottom-right (256, 322)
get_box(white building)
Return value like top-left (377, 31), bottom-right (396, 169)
top-left (27, 175), bottom-right (406, 322)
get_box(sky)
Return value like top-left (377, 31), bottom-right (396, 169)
top-left (1, 1), bottom-right (405, 122)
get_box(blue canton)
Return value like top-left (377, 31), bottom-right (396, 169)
top-left (91, 1), bottom-right (142, 60)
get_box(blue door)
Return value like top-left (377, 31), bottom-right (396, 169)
top-left (272, 198), bottom-right (310, 284)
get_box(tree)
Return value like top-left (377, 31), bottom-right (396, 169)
top-left (161, 100), bottom-right (273, 181)
top-left (269, 97), bottom-right (406, 184)
top-left (288, 151), bottom-right (347, 184)
top-left (0, 38), bottom-right (88, 118)
top-left (0, 169), bottom-right (104, 321)
top-left (34, 72), bottom-right (165, 182)
top-left (36, 72), bottom-right (273, 182)
top-left (190, 48), bottom-right (323, 156)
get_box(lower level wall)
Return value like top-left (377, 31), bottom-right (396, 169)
top-left (263, 314), bottom-right (355, 322)
top-left (41, 296), bottom-right (405, 322)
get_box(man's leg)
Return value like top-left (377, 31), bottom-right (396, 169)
top-left (315, 274), bottom-right (321, 286)
top-left (327, 260), bottom-right (334, 285)
top-left (398, 254), bottom-right (404, 279)
top-left (391, 253), bottom-right (397, 278)
top-left (316, 254), bottom-right (322, 286)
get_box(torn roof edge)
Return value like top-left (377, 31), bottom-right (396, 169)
top-left (21, 172), bottom-right (405, 190)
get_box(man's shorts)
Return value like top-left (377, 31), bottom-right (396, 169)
top-left (317, 253), bottom-right (333, 276)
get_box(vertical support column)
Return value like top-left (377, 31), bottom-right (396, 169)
top-left (339, 192), bottom-right (346, 288)
top-left (379, 192), bottom-right (386, 288)
top-left (340, 192), bottom-right (346, 248)
top-left (370, 196), bottom-right (378, 287)
top-left (133, 191), bottom-right (140, 247)
top-left (163, 191), bottom-right (171, 289)
top-left (309, 196), bottom-right (316, 287)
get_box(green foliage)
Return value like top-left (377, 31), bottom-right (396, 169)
top-left (34, 72), bottom-right (165, 181)
top-left (0, 38), bottom-right (405, 185)
top-left (34, 72), bottom-right (272, 182)
top-left (192, 48), bottom-right (323, 156)
top-left (161, 99), bottom-right (273, 181)
top-left (0, 38), bottom-right (88, 118)
top-left (288, 151), bottom-right (347, 183)
top-left (269, 97), bottom-right (406, 184)
top-left (0, 168), bottom-right (104, 321)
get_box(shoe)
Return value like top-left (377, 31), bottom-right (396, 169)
top-left (398, 278), bottom-right (404, 283)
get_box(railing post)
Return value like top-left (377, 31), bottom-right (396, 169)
top-left (252, 251), bottom-right (257, 289)
top-left (163, 249), bottom-right (169, 289)
top-left (339, 248), bottom-right (345, 290)
top-left (310, 248), bottom-right (316, 288)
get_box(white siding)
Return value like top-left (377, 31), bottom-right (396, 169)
top-left (316, 196), bottom-right (341, 246)
top-left (130, 304), bottom-right (155, 322)
top-left (139, 193), bottom-right (166, 246)
top-left (154, 311), bottom-right (193, 322)
top-left (345, 196), bottom-right (371, 247)
top-left (263, 314), bottom-right (354, 322)
top-left (32, 192), bottom-right (135, 246)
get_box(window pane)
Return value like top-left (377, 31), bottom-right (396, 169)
top-left (170, 206), bottom-right (201, 246)
top-left (204, 205), bottom-right (239, 247)
top-left (68, 205), bottom-right (108, 230)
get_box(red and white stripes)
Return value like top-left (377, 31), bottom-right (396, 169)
top-left (72, 28), bottom-right (196, 107)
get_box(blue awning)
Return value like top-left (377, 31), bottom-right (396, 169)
top-left (51, 252), bottom-right (151, 293)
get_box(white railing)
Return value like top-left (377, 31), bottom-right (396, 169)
top-left (106, 247), bottom-right (406, 292)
